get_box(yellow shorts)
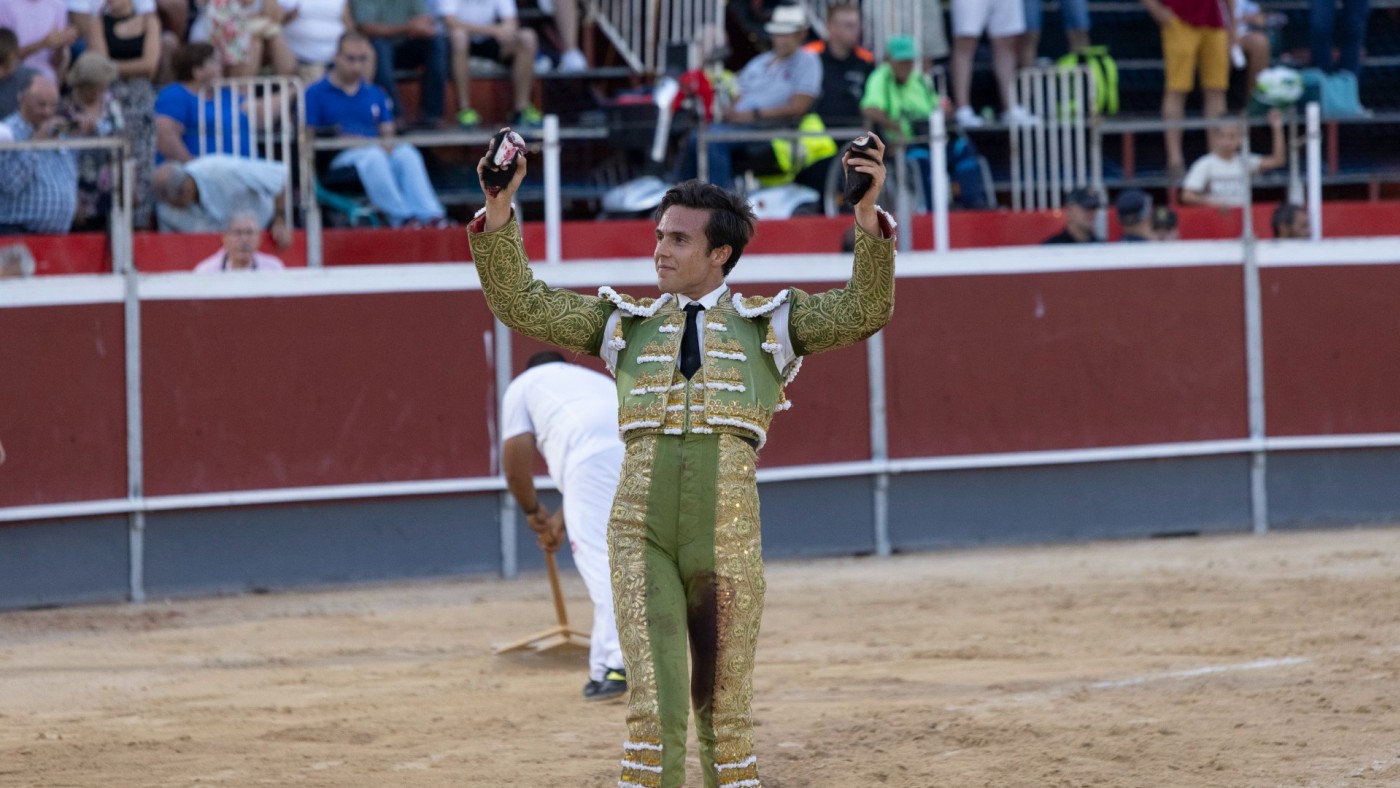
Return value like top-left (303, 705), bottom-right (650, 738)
top-left (1161, 18), bottom-right (1229, 93)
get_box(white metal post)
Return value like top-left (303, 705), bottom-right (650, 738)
top-left (867, 329), bottom-right (891, 557)
top-left (544, 114), bottom-right (563, 264)
top-left (1305, 102), bottom-right (1323, 241)
top-left (123, 240), bottom-right (145, 602)
top-left (930, 110), bottom-right (949, 253)
top-left (1240, 119), bottom-right (1269, 534)
top-left (491, 320), bottom-right (517, 578)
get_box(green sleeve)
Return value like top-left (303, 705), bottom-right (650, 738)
top-left (468, 215), bottom-right (613, 355)
top-left (859, 65), bottom-right (891, 111)
top-left (789, 219), bottom-right (896, 356)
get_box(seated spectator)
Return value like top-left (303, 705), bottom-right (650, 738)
top-left (155, 42), bottom-right (254, 162)
top-left (66, 0), bottom-right (155, 55)
top-left (860, 34), bottom-right (989, 209)
top-left (0, 0), bottom-right (74, 81)
top-left (61, 51), bottom-right (123, 232)
top-left (442, 0), bottom-right (542, 128)
top-left (0, 28), bottom-right (37, 119)
top-left (1042, 187), bottom-right (1101, 243)
top-left (0, 241), bottom-right (35, 276)
top-left (278, 0), bottom-right (350, 82)
top-left (1271, 201), bottom-right (1308, 239)
top-left (804, 2), bottom-right (873, 129)
top-left (674, 4), bottom-right (821, 191)
top-left (87, 0), bottom-right (162, 229)
top-left (0, 74), bottom-right (77, 234)
top-left (1115, 188), bottom-right (1153, 241)
top-left (305, 31), bottom-right (449, 227)
top-left (200, 0), bottom-right (296, 77)
top-left (1180, 109), bottom-right (1284, 208)
top-left (152, 153), bottom-right (293, 246)
top-left (532, 0), bottom-right (587, 73)
top-left (1232, 0), bottom-right (1272, 92)
top-left (1151, 204), bottom-right (1179, 240)
top-left (1310, 0), bottom-right (1367, 77)
top-left (194, 207), bottom-right (286, 270)
top-left (348, 0), bottom-right (447, 128)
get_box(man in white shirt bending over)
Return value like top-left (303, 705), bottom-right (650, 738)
top-left (501, 351), bottom-right (627, 702)
top-left (1181, 108), bottom-right (1285, 208)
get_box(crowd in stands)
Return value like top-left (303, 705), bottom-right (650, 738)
top-left (0, 0), bottom-right (1379, 272)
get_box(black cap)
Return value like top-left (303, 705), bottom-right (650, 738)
top-left (1115, 189), bottom-right (1151, 221)
top-left (1066, 187), bottom-right (1100, 209)
top-left (1151, 205), bottom-right (1178, 231)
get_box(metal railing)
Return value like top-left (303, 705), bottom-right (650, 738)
top-left (1011, 65), bottom-right (1097, 211)
top-left (196, 76), bottom-right (307, 233)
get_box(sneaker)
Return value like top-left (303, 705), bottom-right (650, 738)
top-left (510, 104), bottom-right (544, 128)
top-left (584, 667), bottom-right (626, 702)
top-left (533, 53), bottom-right (554, 75)
top-left (954, 105), bottom-right (984, 129)
top-left (456, 107), bottom-right (481, 128)
top-left (1002, 104), bottom-right (1041, 127)
top-left (558, 49), bottom-right (588, 73)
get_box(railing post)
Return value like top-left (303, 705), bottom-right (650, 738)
top-left (1240, 116), bottom-right (1269, 535)
top-left (492, 319), bottom-right (517, 579)
top-left (930, 109), bottom-right (949, 253)
top-left (1305, 102), bottom-right (1323, 241)
top-left (544, 114), bottom-right (563, 264)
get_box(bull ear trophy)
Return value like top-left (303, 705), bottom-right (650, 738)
top-left (843, 134), bottom-right (877, 205)
top-left (482, 128), bottom-right (526, 197)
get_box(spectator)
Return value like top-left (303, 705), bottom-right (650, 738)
top-left (532, 0), bottom-right (587, 73)
top-left (61, 51), bottom-right (122, 232)
top-left (1151, 203), bottom-right (1179, 240)
top-left (0, 241), bottom-right (34, 276)
top-left (1271, 201), bottom-right (1308, 239)
top-left (803, 2), bottom-right (873, 128)
top-left (443, 0), bottom-right (542, 128)
top-left (0, 28), bottom-right (37, 119)
top-left (921, 0), bottom-right (950, 66)
top-left (86, 0), bottom-right (161, 228)
top-left (674, 4), bottom-right (821, 191)
top-left (1180, 110), bottom-right (1284, 207)
top-left (66, 0), bottom-right (155, 55)
top-left (949, 0), bottom-right (1035, 127)
top-left (193, 207), bottom-right (286, 270)
top-left (1233, 0), bottom-right (1273, 92)
top-left (152, 153), bottom-right (293, 246)
top-left (1310, 0), bottom-right (1367, 77)
top-left (1021, 0), bottom-right (1090, 66)
top-left (155, 42), bottom-right (255, 163)
top-left (860, 34), bottom-right (988, 209)
top-left (1115, 188), bottom-right (1153, 241)
top-left (278, 0), bottom-right (350, 82)
top-left (348, 0), bottom-right (447, 129)
top-left (0, 0), bottom-right (74, 81)
top-left (1139, 0), bottom-right (1230, 180)
top-left (202, 0), bottom-right (297, 77)
top-left (1042, 187), bottom-right (1101, 243)
top-left (0, 74), bottom-right (77, 234)
top-left (305, 31), bottom-right (450, 227)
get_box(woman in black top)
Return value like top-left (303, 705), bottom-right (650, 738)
top-left (88, 0), bottom-right (162, 229)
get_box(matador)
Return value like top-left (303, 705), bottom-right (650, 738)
top-left (468, 137), bottom-right (895, 788)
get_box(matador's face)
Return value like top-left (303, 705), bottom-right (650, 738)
top-left (653, 206), bottom-right (728, 300)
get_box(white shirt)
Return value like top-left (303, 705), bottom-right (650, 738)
top-left (193, 251), bottom-right (285, 271)
top-left (599, 283), bottom-right (797, 378)
top-left (67, 0), bottom-right (155, 14)
top-left (1182, 151), bottom-right (1265, 208)
top-left (444, 0), bottom-right (517, 32)
top-left (279, 0), bottom-right (347, 65)
top-left (500, 362), bottom-right (623, 490)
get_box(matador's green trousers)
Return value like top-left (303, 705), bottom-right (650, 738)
top-left (609, 432), bottom-right (765, 788)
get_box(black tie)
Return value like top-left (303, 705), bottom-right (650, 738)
top-left (680, 303), bottom-right (703, 379)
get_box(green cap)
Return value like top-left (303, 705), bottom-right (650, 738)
top-left (887, 35), bottom-right (917, 62)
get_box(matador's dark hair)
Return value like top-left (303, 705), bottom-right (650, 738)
top-left (654, 179), bottom-right (757, 275)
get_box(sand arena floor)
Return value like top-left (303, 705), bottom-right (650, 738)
top-left (3, 526), bottom-right (1400, 787)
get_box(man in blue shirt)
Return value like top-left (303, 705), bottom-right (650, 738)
top-left (305, 31), bottom-right (448, 228)
top-left (0, 73), bottom-right (76, 234)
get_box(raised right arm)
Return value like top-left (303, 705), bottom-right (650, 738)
top-left (468, 213), bottom-right (613, 355)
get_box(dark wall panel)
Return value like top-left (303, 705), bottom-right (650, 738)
top-left (888, 455), bottom-right (1253, 550)
top-left (1263, 265), bottom-right (1400, 436)
top-left (885, 267), bottom-right (1249, 458)
top-left (142, 495), bottom-right (501, 596)
top-left (1267, 448), bottom-right (1400, 528)
top-left (0, 305), bottom-right (126, 508)
top-left (0, 517), bottom-right (129, 608)
top-left (141, 292), bottom-right (496, 495)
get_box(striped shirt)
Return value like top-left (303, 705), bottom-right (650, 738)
top-left (0, 113), bottom-right (77, 234)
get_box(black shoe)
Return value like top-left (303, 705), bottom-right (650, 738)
top-left (584, 667), bottom-right (627, 702)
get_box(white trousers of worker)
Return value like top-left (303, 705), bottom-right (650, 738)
top-left (562, 444), bottom-right (625, 682)
top-left (331, 143), bottom-right (445, 227)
